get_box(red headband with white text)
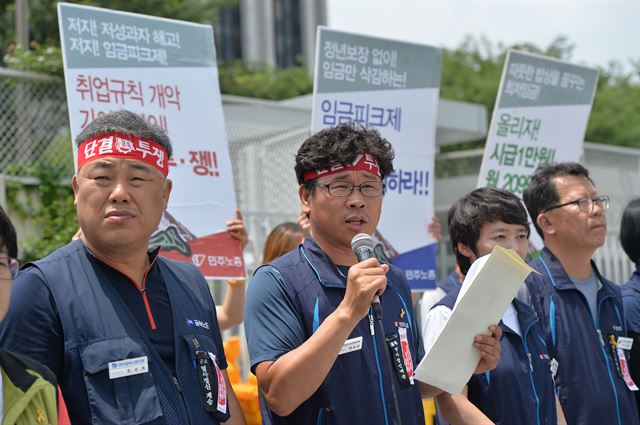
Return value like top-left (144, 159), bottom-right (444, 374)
top-left (77, 133), bottom-right (169, 176)
top-left (303, 152), bottom-right (381, 182)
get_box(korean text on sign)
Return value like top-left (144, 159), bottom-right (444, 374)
top-left (490, 143), bottom-right (556, 168)
top-left (496, 113), bottom-right (541, 141)
top-left (385, 170), bottom-right (429, 196)
top-left (75, 74), bottom-right (181, 110)
top-left (79, 108), bottom-right (168, 131)
top-left (405, 268), bottom-right (436, 281)
top-left (322, 100), bottom-right (401, 132)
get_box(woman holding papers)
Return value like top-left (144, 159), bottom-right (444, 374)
top-left (423, 187), bottom-right (566, 425)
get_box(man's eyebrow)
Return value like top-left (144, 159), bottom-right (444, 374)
top-left (87, 160), bottom-right (113, 170)
top-left (129, 162), bottom-right (155, 173)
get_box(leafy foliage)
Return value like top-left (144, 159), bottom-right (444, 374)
top-left (7, 166), bottom-right (77, 262)
top-left (439, 35), bottom-right (639, 150)
top-left (218, 60), bottom-right (312, 100)
top-left (3, 42), bottom-right (63, 76)
top-left (587, 64), bottom-right (640, 148)
top-left (0, 0), bottom-right (234, 61)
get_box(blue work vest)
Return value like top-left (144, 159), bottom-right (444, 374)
top-left (261, 237), bottom-right (424, 425)
top-left (436, 270), bottom-right (460, 294)
top-left (26, 240), bottom-right (229, 425)
top-left (622, 264), bottom-right (640, 333)
top-left (525, 248), bottom-right (639, 425)
top-left (434, 290), bottom-right (556, 425)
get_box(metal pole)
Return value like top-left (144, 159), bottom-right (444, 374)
top-left (14, 0), bottom-right (33, 173)
top-left (15, 0), bottom-right (29, 48)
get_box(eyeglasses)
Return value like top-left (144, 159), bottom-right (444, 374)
top-left (315, 181), bottom-right (385, 197)
top-left (0, 256), bottom-right (19, 280)
top-left (544, 195), bottom-right (610, 214)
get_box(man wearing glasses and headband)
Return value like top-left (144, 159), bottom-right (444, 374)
top-left (244, 123), bottom-right (502, 424)
top-left (0, 111), bottom-right (245, 425)
top-left (519, 162), bottom-right (639, 425)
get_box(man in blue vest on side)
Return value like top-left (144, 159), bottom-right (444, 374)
top-left (520, 162), bottom-right (639, 425)
top-left (0, 110), bottom-right (246, 425)
top-left (244, 123), bottom-right (502, 425)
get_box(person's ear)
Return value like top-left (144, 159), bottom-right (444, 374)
top-left (162, 179), bottom-right (173, 209)
top-left (72, 175), bottom-right (79, 207)
top-left (457, 242), bottom-right (477, 262)
top-left (536, 212), bottom-right (556, 237)
top-left (299, 185), bottom-right (311, 209)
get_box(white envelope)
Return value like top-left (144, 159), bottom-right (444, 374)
top-left (414, 245), bottom-right (538, 394)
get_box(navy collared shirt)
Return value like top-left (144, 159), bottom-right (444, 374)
top-left (89, 248), bottom-right (176, 373)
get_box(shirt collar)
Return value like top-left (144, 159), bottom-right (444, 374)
top-left (301, 236), bottom-right (347, 289)
top-left (540, 247), bottom-right (612, 296)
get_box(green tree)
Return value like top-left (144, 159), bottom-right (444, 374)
top-left (218, 60), bottom-right (312, 100)
top-left (439, 35), bottom-right (639, 150)
top-left (0, 0), bottom-right (234, 57)
top-left (586, 62), bottom-right (640, 148)
top-left (6, 166), bottom-right (78, 262)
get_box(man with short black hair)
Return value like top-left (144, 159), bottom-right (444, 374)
top-left (520, 162), bottom-right (638, 425)
top-left (0, 110), bottom-right (246, 425)
top-left (244, 123), bottom-right (502, 424)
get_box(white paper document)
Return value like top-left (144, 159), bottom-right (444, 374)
top-left (414, 246), bottom-right (537, 394)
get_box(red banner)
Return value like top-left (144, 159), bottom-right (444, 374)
top-left (160, 231), bottom-right (246, 279)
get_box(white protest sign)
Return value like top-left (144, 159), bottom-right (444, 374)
top-left (478, 50), bottom-right (598, 249)
top-left (312, 27), bottom-right (441, 290)
top-left (58, 2), bottom-right (244, 278)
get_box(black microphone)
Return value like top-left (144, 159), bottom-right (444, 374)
top-left (351, 233), bottom-right (383, 320)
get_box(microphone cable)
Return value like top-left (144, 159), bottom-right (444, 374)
top-left (373, 300), bottom-right (403, 425)
top-left (351, 233), bottom-right (403, 425)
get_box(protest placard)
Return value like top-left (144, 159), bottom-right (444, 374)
top-left (312, 27), bottom-right (441, 290)
top-left (59, 2), bottom-right (244, 278)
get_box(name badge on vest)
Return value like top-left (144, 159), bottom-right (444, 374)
top-left (617, 348), bottom-right (639, 391)
top-left (339, 336), bottom-right (363, 355)
top-left (617, 336), bottom-right (634, 351)
top-left (209, 353), bottom-right (228, 414)
top-left (108, 356), bottom-right (149, 379)
top-left (550, 358), bottom-right (559, 380)
top-left (607, 334), bottom-right (638, 390)
top-left (398, 327), bottom-right (415, 385)
top-left (385, 333), bottom-right (412, 388)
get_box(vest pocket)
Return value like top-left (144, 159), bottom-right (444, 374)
top-left (80, 337), bottom-right (163, 424)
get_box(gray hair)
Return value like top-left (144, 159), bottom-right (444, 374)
top-left (75, 110), bottom-right (173, 157)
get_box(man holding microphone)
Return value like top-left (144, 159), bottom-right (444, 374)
top-left (244, 123), bottom-right (502, 424)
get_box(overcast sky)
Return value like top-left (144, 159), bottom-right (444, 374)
top-left (326, 0), bottom-right (639, 73)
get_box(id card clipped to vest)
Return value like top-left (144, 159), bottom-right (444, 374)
top-left (608, 334), bottom-right (638, 391)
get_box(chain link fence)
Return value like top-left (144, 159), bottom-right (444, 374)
top-left (222, 97), bottom-right (312, 273)
top-left (1, 68), bottom-right (638, 284)
top-left (0, 69), bottom-right (72, 180)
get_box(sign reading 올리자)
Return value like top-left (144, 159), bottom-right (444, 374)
top-left (479, 50), bottom-right (598, 195)
top-left (312, 27), bottom-right (442, 290)
top-left (58, 2), bottom-right (245, 278)
top-left (477, 50), bottom-right (598, 249)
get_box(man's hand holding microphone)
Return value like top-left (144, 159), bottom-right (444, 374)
top-left (338, 234), bottom-right (387, 323)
